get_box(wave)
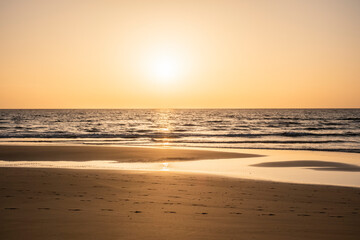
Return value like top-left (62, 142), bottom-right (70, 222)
top-left (277, 132), bottom-right (360, 137)
top-left (1, 109), bottom-right (359, 154)
top-left (0, 131), bottom-right (359, 139)
top-left (153, 139), bottom-right (352, 144)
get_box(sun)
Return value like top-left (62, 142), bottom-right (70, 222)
top-left (138, 44), bottom-right (191, 85)
top-left (152, 55), bottom-right (179, 81)
top-left (134, 43), bottom-right (196, 88)
top-left (149, 53), bottom-right (182, 84)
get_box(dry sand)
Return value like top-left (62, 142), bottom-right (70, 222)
top-left (0, 145), bottom-right (359, 239)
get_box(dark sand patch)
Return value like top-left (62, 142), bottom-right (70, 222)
top-left (0, 145), bottom-right (259, 162)
top-left (251, 160), bottom-right (360, 172)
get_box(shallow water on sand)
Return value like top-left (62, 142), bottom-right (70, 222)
top-left (1, 148), bottom-right (359, 188)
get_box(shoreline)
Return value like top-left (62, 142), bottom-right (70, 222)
top-left (1, 140), bottom-right (359, 154)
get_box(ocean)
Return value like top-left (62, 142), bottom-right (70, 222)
top-left (0, 109), bottom-right (359, 153)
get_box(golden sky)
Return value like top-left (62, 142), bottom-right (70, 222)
top-left (1, 0), bottom-right (359, 108)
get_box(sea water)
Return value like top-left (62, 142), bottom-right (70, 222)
top-left (0, 109), bottom-right (359, 153)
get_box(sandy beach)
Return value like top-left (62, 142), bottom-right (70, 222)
top-left (2, 0), bottom-right (360, 238)
top-left (0, 145), bottom-right (360, 239)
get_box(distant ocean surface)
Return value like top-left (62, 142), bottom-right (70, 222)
top-left (0, 109), bottom-right (359, 153)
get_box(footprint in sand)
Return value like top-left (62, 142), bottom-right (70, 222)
top-left (230, 212), bottom-right (242, 215)
top-left (164, 211), bottom-right (176, 214)
top-left (131, 210), bottom-right (142, 213)
top-left (261, 213), bottom-right (275, 216)
top-left (68, 209), bottom-right (81, 211)
top-left (192, 204), bottom-right (207, 207)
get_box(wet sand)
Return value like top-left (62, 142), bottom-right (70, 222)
top-left (0, 145), bottom-right (359, 239)
top-left (0, 144), bottom-right (258, 162)
top-left (251, 160), bottom-right (360, 171)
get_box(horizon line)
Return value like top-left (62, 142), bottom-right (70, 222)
top-left (1, 107), bottom-right (359, 110)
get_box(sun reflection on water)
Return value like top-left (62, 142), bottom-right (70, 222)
top-left (161, 162), bottom-right (169, 171)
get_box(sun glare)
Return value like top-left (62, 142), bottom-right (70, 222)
top-left (140, 45), bottom-right (192, 86)
top-left (152, 55), bottom-right (179, 81)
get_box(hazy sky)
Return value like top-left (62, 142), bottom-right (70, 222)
top-left (1, 0), bottom-right (359, 108)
